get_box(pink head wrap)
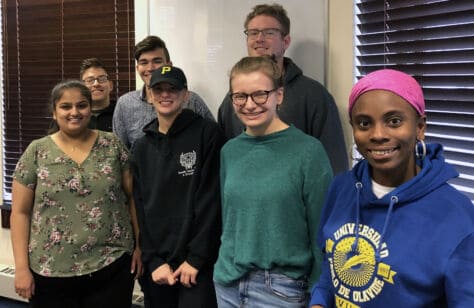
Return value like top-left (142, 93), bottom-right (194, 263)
top-left (348, 69), bottom-right (425, 116)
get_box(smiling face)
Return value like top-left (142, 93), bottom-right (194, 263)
top-left (351, 90), bottom-right (426, 187)
top-left (53, 88), bottom-right (92, 136)
top-left (246, 15), bottom-right (290, 63)
top-left (136, 48), bottom-right (170, 86)
top-left (231, 70), bottom-right (283, 136)
top-left (81, 67), bottom-right (113, 108)
top-left (150, 82), bottom-right (187, 121)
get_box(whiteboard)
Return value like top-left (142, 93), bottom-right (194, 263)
top-left (136, 0), bottom-right (328, 116)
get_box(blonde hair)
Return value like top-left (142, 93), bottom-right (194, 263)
top-left (229, 56), bottom-right (283, 92)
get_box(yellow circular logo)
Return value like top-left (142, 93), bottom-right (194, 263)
top-left (333, 237), bottom-right (376, 287)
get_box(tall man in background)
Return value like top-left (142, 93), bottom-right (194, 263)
top-left (218, 4), bottom-right (348, 174)
top-left (113, 35), bottom-right (215, 149)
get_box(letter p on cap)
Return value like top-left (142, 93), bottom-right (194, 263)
top-left (161, 66), bottom-right (171, 74)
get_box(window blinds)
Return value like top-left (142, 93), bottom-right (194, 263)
top-left (1, 0), bottom-right (135, 204)
top-left (354, 0), bottom-right (474, 203)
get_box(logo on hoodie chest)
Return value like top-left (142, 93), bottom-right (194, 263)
top-left (326, 223), bottom-right (397, 307)
top-left (178, 150), bottom-right (196, 176)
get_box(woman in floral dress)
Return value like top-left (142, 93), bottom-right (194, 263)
top-left (10, 80), bottom-right (142, 308)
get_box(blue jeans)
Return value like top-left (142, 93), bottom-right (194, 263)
top-left (214, 270), bottom-right (308, 308)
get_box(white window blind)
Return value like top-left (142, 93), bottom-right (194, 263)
top-left (354, 0), bottom-right (474, 203)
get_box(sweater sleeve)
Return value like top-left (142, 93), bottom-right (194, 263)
top-left (113, 96), bottom-right (131, 149)
top-left (445, 233), bottom-right (474, 307)
top-left (304, 141), bottom-right (333, 288)
top-left (186, 125), bottom-right (226, 269)
top-left (131, 145), bottom-right (166, 273)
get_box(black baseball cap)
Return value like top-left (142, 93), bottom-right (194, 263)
top-left (149, 65), bottom-right (187, 90)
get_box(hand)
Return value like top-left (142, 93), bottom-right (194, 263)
top-left (14, 268), bottom-right (35, 299)
top-left (172, 261), bottom-right (198, 288)
top-left (311, 305), bottom-right (324, 308)
top-left (151, 263), bottom-right (176, 286)
top-left (130, 247), bottom-right (143, 280)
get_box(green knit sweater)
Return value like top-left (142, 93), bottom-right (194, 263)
top-left (214, 126), bottom-right (333, 288)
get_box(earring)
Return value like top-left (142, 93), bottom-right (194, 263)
top-left (415, 139), bottom-right (426, 160)
top-left (350, 143), bottom-right (364, 162)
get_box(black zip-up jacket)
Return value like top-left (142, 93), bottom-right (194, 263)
top-left (131, 109), bottom-right (226, 273)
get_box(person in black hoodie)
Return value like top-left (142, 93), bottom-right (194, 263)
top-left (131, 65), bottom-right (225, 308)
top-left (217, 4), bottom-right (348, 175)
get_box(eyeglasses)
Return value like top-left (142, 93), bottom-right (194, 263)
top-left (83, 75), bottom-right (109, 85)
top-left (244, 28), bottom-right (284, 39)
top-left (230, 89), bottom-right (277, 107)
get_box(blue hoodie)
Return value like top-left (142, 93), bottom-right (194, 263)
top-left (310, 143), bottom-right (474, 307)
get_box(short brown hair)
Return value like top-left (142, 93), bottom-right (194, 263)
top-left (134, 35), bottom-right (170, 62)
top-left (244, 4), bottom-right (290, 36)
top-left (79, 58), bottom-right (108, 79)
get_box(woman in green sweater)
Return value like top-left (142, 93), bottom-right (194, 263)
top-left (213, 56), bottom-right (333, 307)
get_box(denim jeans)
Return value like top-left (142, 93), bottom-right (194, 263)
top-left (214, 270), bottom-right (308, 308)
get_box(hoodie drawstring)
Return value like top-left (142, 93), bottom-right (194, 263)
top-left (375, 195), bottom-right (398, 262)
top-left (351, 182), bottom-right (399, 264)
top-left (351, 182), bottom-right (363, 253)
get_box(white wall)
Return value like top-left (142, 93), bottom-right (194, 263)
top-left (0, 227), bottom-right (13, 265)
top-left (135, 0), bottom-right (328, 116)
top-left (327, 0), bottom-right (354, 153)
top-left (0, 0), bottom-right (354, 269)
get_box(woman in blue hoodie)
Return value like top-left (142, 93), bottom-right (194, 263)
top-left (310, 69), bottom-right (474, 307)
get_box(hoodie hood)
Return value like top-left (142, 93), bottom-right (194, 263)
top-left (142, 109), bottom-right (201, 138)
top-left (140, 109), bottom-right (201, 157)
top-left (283, 57), bottom-right (303, 86)
top-left (352, 143), bottom-right (459, 206)
top-left (350, 142), bottom-right (459, 261)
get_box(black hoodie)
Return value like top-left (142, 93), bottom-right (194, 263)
top-left (131, 109), bottom-right (226, 273)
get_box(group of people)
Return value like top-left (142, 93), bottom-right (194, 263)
top-left (9, 3), bottom-right (473, 308)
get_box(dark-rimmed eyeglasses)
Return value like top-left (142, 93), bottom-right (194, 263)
top-left (244, 28), bottom-right (284, 39)
top-left (230, 89), bottom-right (277, 107)
top-left (83, 75), bottom-right (109, 85)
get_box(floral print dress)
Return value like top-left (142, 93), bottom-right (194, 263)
top-left (13, 131), bottom-right (134, 277)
